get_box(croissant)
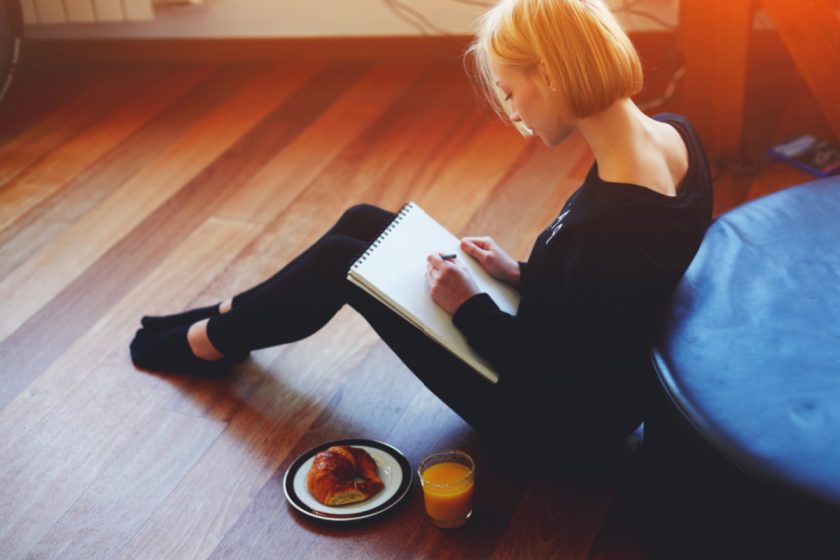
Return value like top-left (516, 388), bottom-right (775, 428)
top-left (307, 445), bottom-right (385, 506)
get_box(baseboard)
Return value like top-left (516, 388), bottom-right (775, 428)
top-left (23, 35), bottom-right (476, 65)
top-left (22, 32), bottom-right (682, 65)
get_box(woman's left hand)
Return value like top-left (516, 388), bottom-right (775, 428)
top-left (425, 253), bottom-right (480, 315)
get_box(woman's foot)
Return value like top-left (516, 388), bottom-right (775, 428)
top-left (141, 299), bottom-right (234, 333)
top-left (187, 318), bottom-right (224, 360)
top-left (129, 322), bottom-right (246, 377)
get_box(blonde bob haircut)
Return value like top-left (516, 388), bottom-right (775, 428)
top-left (466, 0), bottom-right (643, 121)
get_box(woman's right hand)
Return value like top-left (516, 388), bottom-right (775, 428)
top-left (460, 236), bottom-right (521, 288)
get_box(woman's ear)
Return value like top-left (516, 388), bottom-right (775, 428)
top-left (538, 62), bottom-right (556, 92)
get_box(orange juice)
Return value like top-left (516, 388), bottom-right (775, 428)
top-left (420, 461), bottom-right (474, 527)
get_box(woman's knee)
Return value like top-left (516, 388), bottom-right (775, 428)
top-left (335, 204), bottom-right (395, 240)
top-left (311, 235), bottom-right (369, 276)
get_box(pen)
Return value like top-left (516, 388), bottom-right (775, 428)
top-left (440, 253), bottom-right (457, 260)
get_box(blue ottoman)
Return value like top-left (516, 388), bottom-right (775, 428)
top-left (646, 176), bottom-right (840, 559)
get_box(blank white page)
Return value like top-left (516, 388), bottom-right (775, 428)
top-left (348, 202), bottom-right (520, 383)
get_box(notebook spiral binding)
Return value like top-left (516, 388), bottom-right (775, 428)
top-left (350, 202), bottom-right (416, 269)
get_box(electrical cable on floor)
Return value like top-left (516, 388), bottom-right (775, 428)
top-left (450, 0), bottom-right (494, 8)
top-left (382, 0), bottom-right (451, 35)
top-left (638, 66), bottom-right (684, 112)
top-left (712, 155), bottom-right (771, 182)
top-left (613, 0), bottom-right (678, 31)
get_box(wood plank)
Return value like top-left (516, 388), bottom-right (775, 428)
top-left (25, 36), bottom-right (475, 65)
top-left (0, 64), bottom-right (317, 344)
top-left (0, 63), bottom-right (275, 405)
top-left (356, 111), bottom-right (482, 212)
top-left (206, 62), bottom-right (476, 301)
top-left (0, 64), bottom-right (230, 281)
top-left (0, 66), bottom-right (158, 188)
top-left (490, 470), bottom-right (620, 560)
top-left (113, 310), bottom-right (385, 560)
top-left (0, 216), bottom-right (260, 559)
top-left (0, 215), bottom-right (258, 450)
top-left (22, 32), bottom-right (671, 66)
top-left (216, 61), bottom-right (431, 225)
top-left (0, 62), bottom-right (353, 408)
top-left (709, 164), bottom-right (754, 218)
top-left (0, 64), bottom-right (95, 143)
top-left (493, 436), bottom-right (638, 559)
top-left (414, 114), bottom-right (534, 235)
top-left (0, 64), bottom-right (215, 237)
top-left (762, 0), bottom-right (840, 140)
top-left (27, 410), bottom-right (225, 560)
top-left (745, 161), bottom-right (813, 202)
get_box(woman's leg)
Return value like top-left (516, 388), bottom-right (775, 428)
top-left (344, 285), bottom-right (513, 439)
top-left (130, 208), bottom-right (605, 458)
top-left (140, 204), bottom-right (395, 332)
top-left (130, 205), bottom-right (395, 375)
top-left (130, 201), bottom-right (511, 434)
top-left (191, 237), bottom-right (516, 441)
top-left (203, 233), bottom-right (372, 355)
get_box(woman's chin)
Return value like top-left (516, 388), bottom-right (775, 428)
top-left (544, 127), bottom-right (576, 147)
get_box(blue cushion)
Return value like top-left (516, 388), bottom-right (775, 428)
top-left (652, 175), bottom-right (840, 509)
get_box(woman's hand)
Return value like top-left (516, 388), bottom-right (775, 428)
top-left (426, 253), bottom-right (481, 315)
top-left (460, 236), bottom-right (521, 288)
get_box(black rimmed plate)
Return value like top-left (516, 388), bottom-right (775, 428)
top-left (283, 439), bottom-right (412, 521)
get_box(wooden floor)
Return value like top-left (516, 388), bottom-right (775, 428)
top-left (0, 46), bottom-right (826, 559)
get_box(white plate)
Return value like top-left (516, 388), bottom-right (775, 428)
top-left (283, 439), bottom-right (412, 521)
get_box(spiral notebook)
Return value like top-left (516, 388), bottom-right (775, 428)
top-left (347, 202), bottom-right (521, 384)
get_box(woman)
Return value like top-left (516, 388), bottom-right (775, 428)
top-left (131, 0), bottom-right (712, 461)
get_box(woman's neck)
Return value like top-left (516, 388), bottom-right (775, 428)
top-left (576, 99), bottom-right (654, 176)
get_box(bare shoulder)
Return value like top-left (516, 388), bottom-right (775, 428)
top-left (660, 120), bottom-right (689, 174)
top-left (627, 120), bottom-right (689, 197)
top-left (596, 117), bottom-right (690, 197)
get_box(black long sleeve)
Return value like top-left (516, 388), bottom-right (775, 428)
top-left (453, 113), bottom-right (713, 392)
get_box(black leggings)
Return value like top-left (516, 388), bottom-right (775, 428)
top-left (206, 204), bottom-right (516, 443)
top-left (205, 204), bottom-right (634, 464)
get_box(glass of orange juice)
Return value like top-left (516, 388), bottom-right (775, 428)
top-left (418, 450), bottom-right (475, 528)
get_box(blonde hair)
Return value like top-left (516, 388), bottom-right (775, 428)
top-left (465, 0), bottom-right (643, 121)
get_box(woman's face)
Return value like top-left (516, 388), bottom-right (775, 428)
top-left (489, 59), bottom-right (576, 147)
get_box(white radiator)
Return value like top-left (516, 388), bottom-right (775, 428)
top-left (21, 0), bottom-right (155, 23)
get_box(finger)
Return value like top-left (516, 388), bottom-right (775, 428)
top-left (462, 237), bottom-right (486, 249)
top-left (425, 266), bottom-right (438, 285)
top-left (426, 264), bottom-right (441, 281)
top-left (461, 239), bottom-right (489, 260)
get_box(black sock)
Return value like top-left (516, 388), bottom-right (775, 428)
top-left (141, 304), bottom-right (221, 333)
top-left (130, 326), bottom-right (245, 377)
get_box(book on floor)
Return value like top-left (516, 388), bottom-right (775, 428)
top-left (347, 202), bottom-right (521, 384)
top-left (767, 134), bottom-right (840, 177)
